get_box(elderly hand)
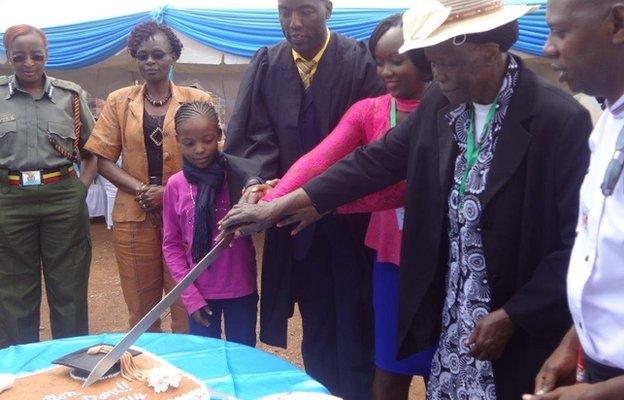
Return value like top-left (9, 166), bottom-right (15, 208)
top-left (276, 206), bottom-right (323, 235)
top-left (533, 328), bottom-right (579, 395)
top-left (240, 179), bottom-right (280, 205)
top-left (525, 375), bottom-right (624, 400)
top-left (466, 308), bottom-right (514, 361)
top-left (218, 201), bottom-right (283, 237)
top-left (191, 305), bottom-right (213, 327)
top-left (522, 384), bottom-right (598, 400)
top-left (218, 188), bottom-right (315, 239)
top-left (136, 184), bottom-right (164, 212)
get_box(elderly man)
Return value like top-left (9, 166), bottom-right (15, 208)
top-left (220, 0), bottom-right (593, 398)
top-left (224, 0), bottom-right (384, 398)
top-left (525, 1), bottom-right (624, 399)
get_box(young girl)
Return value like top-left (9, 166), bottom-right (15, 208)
top-left (162, 101), bottom-right (260, 346)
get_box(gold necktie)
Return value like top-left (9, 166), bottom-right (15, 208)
top-left (296, 58), bottom-right (316, 91)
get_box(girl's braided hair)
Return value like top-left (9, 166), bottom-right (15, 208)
top-left (174, 101), bottom-right (222, 135)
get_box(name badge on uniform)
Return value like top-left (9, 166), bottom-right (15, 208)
top-left (21, 171), bottom-right (42, 186)
top-left (396, 207), bottom-right (405, 231)
top-left (0, 114), bottom-right (15, 124)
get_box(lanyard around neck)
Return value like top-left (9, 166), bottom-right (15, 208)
top-left (390, 97), bottom-right (397, 128)
top-left (458, 95), bottom-right (499, 199)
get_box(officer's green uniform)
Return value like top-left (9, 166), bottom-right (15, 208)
top-left (0, 75), bottom-right (94, 348)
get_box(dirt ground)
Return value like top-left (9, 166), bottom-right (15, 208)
top-left (38, 219), bottom-right (425, 399)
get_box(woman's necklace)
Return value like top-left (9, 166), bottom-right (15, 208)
top-left (144, 90), bottom-right (172, 107)
top-left (189, 183), bottom-right (196, 206)
top-left (188, 183), bottom-right (228, 211)
top-left (187, 181), bottom-right (228, 228)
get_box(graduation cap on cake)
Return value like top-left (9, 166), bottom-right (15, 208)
top-left (52, 345), bottom-right (142, 380)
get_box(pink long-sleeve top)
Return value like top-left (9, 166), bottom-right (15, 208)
top-left (264, 93), bottom-right (419, 266)
top-left (162, 171), bottom-right (257, 315)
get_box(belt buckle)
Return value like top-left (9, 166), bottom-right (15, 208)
top-left (21, 170), bottom-right (42, 186)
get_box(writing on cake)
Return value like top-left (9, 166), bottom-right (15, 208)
top-left (41, 382), bottom-right (147, 400)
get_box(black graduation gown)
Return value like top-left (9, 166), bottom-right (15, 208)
top-left (225, 32), bottom-right (385, 347)
top-left (221, 153), bottom-right (263, 206)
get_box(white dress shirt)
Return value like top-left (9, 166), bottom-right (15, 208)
top-left (568, 93), bottom-right (624, 369)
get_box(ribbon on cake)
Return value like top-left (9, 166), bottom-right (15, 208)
top-left (87, 345), bottom-right (182, 393)
top-left (87, 345), bottom-right (145, 381)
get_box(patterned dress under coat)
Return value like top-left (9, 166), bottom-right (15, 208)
top-left (427, 57), bottom-right (520, 400)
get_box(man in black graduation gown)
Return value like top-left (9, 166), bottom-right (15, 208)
top-left (224, 0), bottom-right (385, 398)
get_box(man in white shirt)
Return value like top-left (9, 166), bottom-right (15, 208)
top-left (527, 0), bottom-right (624, 399)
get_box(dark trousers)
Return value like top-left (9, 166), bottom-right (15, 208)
top-left (0, 173), bottom-right (91, 349)
top-left (292, 225), bottom-right (374, 400)
top-left (188, 292), bottom-right (258, 347)
top-left (585, 353), bottom-right (624, 383)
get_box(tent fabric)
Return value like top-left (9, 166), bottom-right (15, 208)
top-left (42, 12), bottom-right (153, 69)
top-left (0, 1), bottom-right (549, 70)
top-left (515, 5), bottom-right (549, 56)
top-left (164, 7), bottom-right (408, 58)
top-left (0, 7), bottom-right (409, 69)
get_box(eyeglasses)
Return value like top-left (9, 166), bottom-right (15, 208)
top-left (10, 54), bottom-right (45, 63)
top-left (135, 51), bottom-right (169, 62)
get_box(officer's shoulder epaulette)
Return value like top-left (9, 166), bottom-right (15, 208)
top-left (0, 76), bottom-right (10, 86)
top-left (50, 77), bottom-right (83, 94)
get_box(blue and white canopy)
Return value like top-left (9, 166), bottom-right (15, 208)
top-left (0, 0), bottom-right (549, 70)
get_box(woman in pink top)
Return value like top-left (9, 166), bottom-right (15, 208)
top-left (163, 101), bottom-right (260, 346)
top-left (262, 14), bottom-right (434, 400)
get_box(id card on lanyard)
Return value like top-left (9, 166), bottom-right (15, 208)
top-left (390, 98), bottom-right (405, 230)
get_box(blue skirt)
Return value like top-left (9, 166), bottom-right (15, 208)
top-left (373, 259), bottom-right (435, 376)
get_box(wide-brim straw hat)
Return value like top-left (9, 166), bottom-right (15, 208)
top-left (399, 0), bottom-right (539, 53)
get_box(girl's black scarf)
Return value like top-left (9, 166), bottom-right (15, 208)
top-left (183, 153), bottom-right (226, 262)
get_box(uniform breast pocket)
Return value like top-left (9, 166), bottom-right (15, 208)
top-left (47, 121), bottom-right (75, 141)
top-left (0, 120), bottom-right (18, 159)
top-left (47, 121), bottom-right (77, 157)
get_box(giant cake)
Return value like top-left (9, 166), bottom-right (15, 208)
top-left (0, 345), bottom-right (211, 400)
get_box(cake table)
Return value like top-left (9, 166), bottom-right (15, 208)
top-left (0, 333), bottom-right (329, 400)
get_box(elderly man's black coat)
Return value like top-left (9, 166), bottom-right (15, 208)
top-left (225, 32), bottom-right (385, 347)
top-left (304, 60), bottom-right (592, 398)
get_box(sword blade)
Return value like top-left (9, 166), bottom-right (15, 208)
top-left (83, 236), bottom-right (233, 387)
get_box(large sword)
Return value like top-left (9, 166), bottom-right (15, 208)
top-left (83, 235), bottom-right (234, 387)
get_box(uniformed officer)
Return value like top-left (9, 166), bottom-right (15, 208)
top-left (0, 24), bottom-right (97, 348)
